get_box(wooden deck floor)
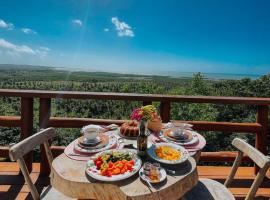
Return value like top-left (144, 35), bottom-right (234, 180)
top-left (0, 162), bottom-right (269, 200)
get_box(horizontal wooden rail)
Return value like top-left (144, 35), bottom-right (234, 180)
top-left (172, 120), bottom-right (263, 133)
top-left (1, 89), bottom-right (270, 105)
top-left (48, 117), bottom-right (263, 134)
top-left (0, 147), bottom-right (10, 158)
top-left (48, 117), bottom-right (126, 128)
top-left (201, 151), bottom-right (251, 163)
top-left (0, 116), bottom-right (21, 127)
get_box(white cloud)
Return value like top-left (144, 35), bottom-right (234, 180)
top-left (104, 28), bottom-right (109, 32)
top-left (21, 28), bottom-right (37, 34)
top-left (0, 38), bottom-right (50, 57)
top-left (72, 19), bottom-right (83, 27)
top-left (0, 19), bottom-right (14, 30)
top-left (111, 17), bottom-right (134, 37)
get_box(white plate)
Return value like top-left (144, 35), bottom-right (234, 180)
top-left (139, 167), bottom-right (166, 184)
top-left (147, 143), bottom-right (189, 165)
top-left (160, 130), bottom-right (199, 146)
top-left (74, 135), bottom-right (117, 154)
top-left (85, 149), bottom-right (142, 182)
top-left (82, 137), bottom-right (101, 145)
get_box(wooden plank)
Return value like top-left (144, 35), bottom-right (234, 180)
top-left (0, 146), bottom-right (10, 158)
top-left (39, 98), bottom-right (51, 176)
top-left (160, 102), bottom-right (170, 123)
top-left (200, 151), bottom-right (251, 162)
top-left (48, 117), bottom-right (126, 127)
top-left (171, 120), bottom-right (262, 133)
top-left (0, 163), bottom-right (40, 173)
top-left (0, 116), bottom-right (21, 127)
top-left (1, 89), bottom-right (270, 105)
top-left (255, 105), bottom-right (269, 173)
top-left (143, 101), bottom-right (152, 106)
top-left (9, 128), bottom-right (55, 161)
top-left (20, 97), bottom-right (34, 173)
top-left (39, 98), bottom-right (51, 129)
top-left (51, 146), bottom-right (65, 158)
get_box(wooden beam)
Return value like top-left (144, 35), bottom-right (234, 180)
top-left (51, 146), bottom-right (65, 158)
top-left (21, 97), bottom-right (33, 173)
top-left (39, 98), bottom-right (51, 176)
top-left (0, 146), bottom-right (10, 158)
top-left (39, 98), bottom-right (51, 129)
top-left (1, 89), bottom-right (270, 105)
top-left (48, 117), bottom-right (126, 128)
top-left (143, 101), bottom-right (152, 106)
top-left (160, 102), bottom-right (170, 123)
top-left (200, 151), bottom-right (251, 163)
top-left (171, 120), bottom-right (262, 133)
top-left (0, 116), bottom-right (21, 127)
top-left (255, 105), bottom-right (269, 173)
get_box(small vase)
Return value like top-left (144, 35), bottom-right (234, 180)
top-left (137, 119), bottom-right (149, 156)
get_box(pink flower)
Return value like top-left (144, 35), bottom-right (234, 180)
top-left (131, 108), bottom-right (143, 121)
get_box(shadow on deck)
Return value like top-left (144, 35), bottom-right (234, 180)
top-left (0, 162), bottom-right (269, 200)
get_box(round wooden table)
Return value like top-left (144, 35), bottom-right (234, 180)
top-left (51, 153), bottom-right (198, 200)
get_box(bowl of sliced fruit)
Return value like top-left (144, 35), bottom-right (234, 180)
top-left (86, 149), bottom-right (142, 182)
top-left (147, 143), bottom-right (189, 165)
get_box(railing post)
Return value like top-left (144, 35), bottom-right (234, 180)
top-left (39, 98), bottom-right (51, 176)
top-left (21, 97), bottom-right (34, 172)
top-left (255, 105), bottom-right (268, 173)
top-left (160, 102), bottom-right (171, 123)
top-left (143, 101), bottom-right (152, 106)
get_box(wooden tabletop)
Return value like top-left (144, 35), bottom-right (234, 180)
top-left (51, 153), bottom-right (198, 200)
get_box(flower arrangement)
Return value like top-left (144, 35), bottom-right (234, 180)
top-left (131, 105), bottom-right (158, 121)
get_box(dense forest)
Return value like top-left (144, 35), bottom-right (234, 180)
top-left (0, 65), bottom-right (269, 162)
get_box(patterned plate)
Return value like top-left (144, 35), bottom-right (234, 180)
top-left (85, 149), bottom-right (142, 182)
top-left (147, 143), bottom-right (189, 164)
top-left (74, 135), bottom-right (117, 154)
top-left (160, 130), bottom-right (199, 146)
top-left (78, 134), bottom-right (109, 149)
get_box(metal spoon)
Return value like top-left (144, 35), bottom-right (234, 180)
top-left (166, 169), bottom-right (176, 174)
top-left (139, 172), bottom-right (153, 191)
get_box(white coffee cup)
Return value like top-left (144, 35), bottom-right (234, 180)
top-left (84, 131), bottom-right (98, 140)
top-left (82, 125), bottom-right (100, 140)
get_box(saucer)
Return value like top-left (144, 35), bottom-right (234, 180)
top-left (78, 134), bottom-right (110, 149)
top-left (83, 137), bottom-right (101, 144)
top-left (166, 129), bottom-right (193, 142)
top-left (78, 136), bottom-right (102, 148)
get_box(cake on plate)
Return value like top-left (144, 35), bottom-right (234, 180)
top-left (120, 120), bottom-right (139, 137)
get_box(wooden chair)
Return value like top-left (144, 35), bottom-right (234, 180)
top-left (182, 138), bottom-right (270, 200)
top-left (9, 127), bottom-right (74, 200)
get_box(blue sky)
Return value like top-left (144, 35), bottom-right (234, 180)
top-left (0, 0), bottom-right (269, 75)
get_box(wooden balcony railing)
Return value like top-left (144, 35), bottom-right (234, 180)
top-left (0, 89), bottom-right (269, 176)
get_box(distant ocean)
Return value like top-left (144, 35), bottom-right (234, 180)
top-left (153, 71), bottom-right (263, 80)
top-left (56, 65), bottom-right (265, 80)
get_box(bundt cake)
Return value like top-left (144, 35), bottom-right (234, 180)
top-left (120, 120), bottom-right (139, 137)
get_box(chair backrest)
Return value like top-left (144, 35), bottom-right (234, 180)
top-left (9, 127), bottom-right (55, 200)
top-left (224, 138), bottom-right (270, 200)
